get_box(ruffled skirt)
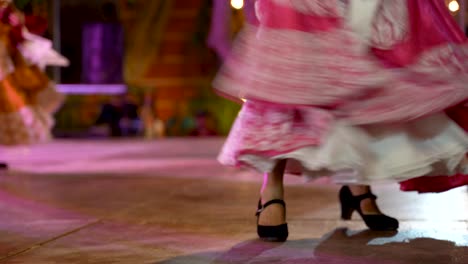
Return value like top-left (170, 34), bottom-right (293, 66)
top-left (215, 0), bottom-right (468, 187)
top-left (219, 101), bottom-right (468, 184)
top-left (214, 24), bottom-right (468, 125)
top-left (0, 68), bottom-right (64, 145)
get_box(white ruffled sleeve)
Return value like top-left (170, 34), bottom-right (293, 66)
top-left (18, 29), bottom-right (69, 70)
top-left (369, 0), bottom-right (409, 49)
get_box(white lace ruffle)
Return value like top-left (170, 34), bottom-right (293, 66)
top-left (236, 114), bottom-right (468, 184)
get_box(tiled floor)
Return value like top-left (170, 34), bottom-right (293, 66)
top-left (0, 138), bottom-right (467, 263)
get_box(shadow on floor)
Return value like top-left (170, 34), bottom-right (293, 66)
top-left (156, 228), bottom-right (468, 264)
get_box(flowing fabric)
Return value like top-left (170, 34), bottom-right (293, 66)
top-left (360, 0), bottom-right (468, 193)
top-left (215, 0), bottom-right (468, 184)
top-left (214, 0), bottom-right (468, 125)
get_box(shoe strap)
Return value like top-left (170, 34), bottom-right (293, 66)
top-left (256, 199), bottom-right (286, 216)
top-left (353, 192), bottom-right (377, 202)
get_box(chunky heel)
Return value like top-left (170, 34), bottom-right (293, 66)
top-left (256, 199), bottom-right (288, 242)
top-left (339, 187), bottom-right (354, 220)
top-left (338, 186), bottom-right (399, 231)
top-left (340, 204), bottom-right (354, 220)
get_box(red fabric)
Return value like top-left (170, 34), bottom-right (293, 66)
top-left (0, 5), bottom-right (24, 45)
top-left (400, 173), bottom-right (468, 193)
top-left (256, 0), bottom-right (341, 32)
top-left (25, 15), bottom-right (48, 36)
top-left (9, 24), bottom-right (24, 46)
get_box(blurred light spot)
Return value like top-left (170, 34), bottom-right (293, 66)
top-left (231, 0), bottom-right (244, 10)
top-left (449, 0), bottom-right (460, 12)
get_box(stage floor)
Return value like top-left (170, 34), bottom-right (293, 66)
top-left (0, 138), bottom-right (467, 263)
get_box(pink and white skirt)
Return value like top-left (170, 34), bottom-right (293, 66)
top-left (219, 101), bottom-right (468, 184)
top-left (215, 0), bottom-right (468, 186)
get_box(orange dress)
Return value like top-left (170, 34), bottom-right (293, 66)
top-left (0, 20), bottom-right (64, 145)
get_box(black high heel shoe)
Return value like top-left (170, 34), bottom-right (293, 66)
top-left (339, 186), bottom-right (399, 231)
top-left (256, 199), bottom-right (288, 242)
top-left (0, 162), bottom-right (7, 170)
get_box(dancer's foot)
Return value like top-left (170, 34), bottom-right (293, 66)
top-left (256, 194), bottom-right (288, 242)
top-left (340, 186), bottom-right (399, 231)
top-left (348, 185), bottom-right (382, 215)
top-left (0, 162), bottom-right (7, 170)
top-left (258, 189), bottom-right (286, 227)
top-left (257, 161), bottom-right (288, 242)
